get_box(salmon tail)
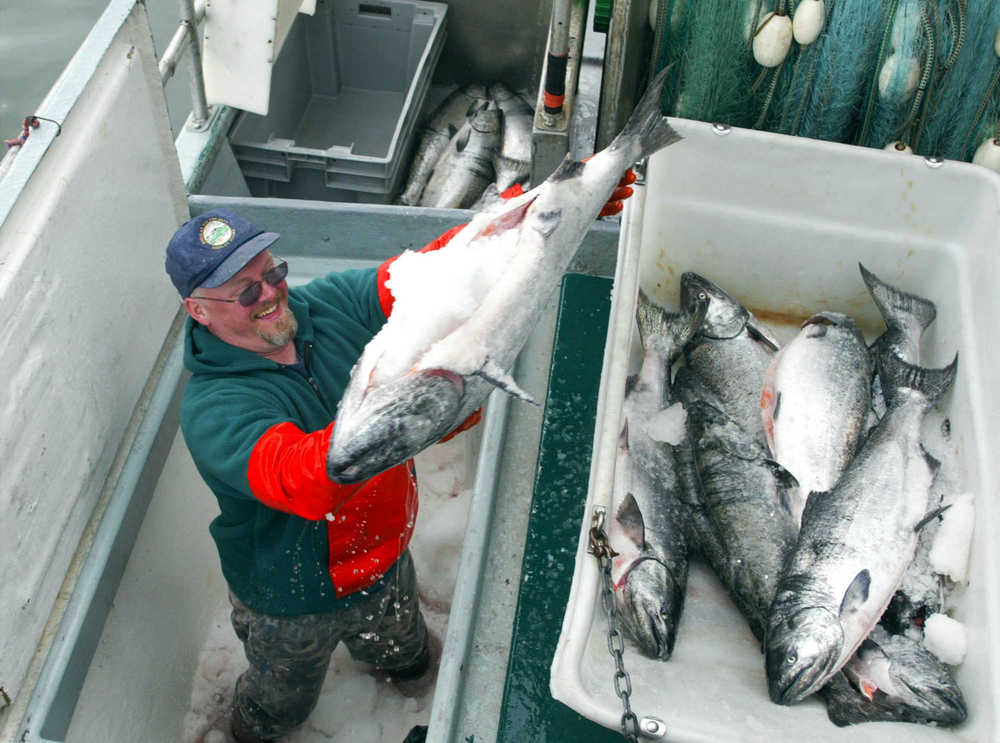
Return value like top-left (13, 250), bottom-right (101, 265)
top-left (635, 289), bottom-right (675, 348)
top-left (636, 288), bottom-right (707, 366)
top-left (859, 263), bottom-right (937, 333)
top-left (877, 350), bottom-right (958, 408)
top-left (609, 64), bottom-right (682, 161)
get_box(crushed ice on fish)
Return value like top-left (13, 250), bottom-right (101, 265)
top-left (377, 229), bottom-right (520, 381)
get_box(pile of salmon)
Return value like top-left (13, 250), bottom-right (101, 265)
top-left (397, 82), bottom-right (533, 209)
top-left (610, 266), bottom-right (972, 727)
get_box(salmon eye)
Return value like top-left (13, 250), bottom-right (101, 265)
top-left (786, 653), bottom-right (798, 665)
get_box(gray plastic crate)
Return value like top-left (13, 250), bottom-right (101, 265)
top-left (229, 0), bottom-right (447, 203)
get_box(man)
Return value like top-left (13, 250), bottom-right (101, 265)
top-left (165, 180), bottom-right (633, 741)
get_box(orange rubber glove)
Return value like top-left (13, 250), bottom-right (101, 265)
top-left (600, 168), bottom-right (637, 217)
top-left (574, 155), bottom-right (638, 217)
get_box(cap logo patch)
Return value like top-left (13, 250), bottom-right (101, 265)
top-left (200, 218), bottom-right (235, 249)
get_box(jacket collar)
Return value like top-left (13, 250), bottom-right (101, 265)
top-left (184, 289), bottom-right (315, 374)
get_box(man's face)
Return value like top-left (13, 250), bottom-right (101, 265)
top-left (185, 250), bottom-right (298, 357)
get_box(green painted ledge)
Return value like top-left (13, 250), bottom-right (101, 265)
top-left (496, 273), bottom-right (624, 743)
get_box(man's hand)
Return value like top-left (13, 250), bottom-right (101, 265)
top-left (599, 168), bottom-right (636, 217)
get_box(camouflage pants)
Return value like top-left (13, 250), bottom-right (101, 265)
top-left (229, 551), bottom-right (428, 741)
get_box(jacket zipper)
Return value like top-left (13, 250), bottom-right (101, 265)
top-left (299, 341), bottom-right (331, 413)
top-left (302, 342), bottom-right (326, 406)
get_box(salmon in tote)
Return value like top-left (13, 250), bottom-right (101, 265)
top-left (760, 312), bottom-right (871, 525)
top-left (765, 348), bottom-right (958, 705)
top-left (608, 290), bottom-right (706, 659)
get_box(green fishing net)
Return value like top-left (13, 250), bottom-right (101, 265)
top-left (646, 0), bottom-right (1000, 162)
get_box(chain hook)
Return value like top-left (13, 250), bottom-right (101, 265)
top-left (588, 506), bottom-right (619, 560)
top-left (589, 505), bottom-right (646, 742)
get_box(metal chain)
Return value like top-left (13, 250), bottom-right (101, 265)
top-left (589, 507), bottom-right (641, 743)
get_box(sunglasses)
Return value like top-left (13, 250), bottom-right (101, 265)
top-left (193, 261), bottom-right (289, 307)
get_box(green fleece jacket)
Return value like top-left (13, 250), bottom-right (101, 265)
top-left (180, 267), bottom-right (411, 616)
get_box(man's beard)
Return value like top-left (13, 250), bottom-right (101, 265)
top-left (257, 311), bottom-right (298, 348)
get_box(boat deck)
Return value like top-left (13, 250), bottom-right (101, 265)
top-left (492, 274), bottom-right (622, 743)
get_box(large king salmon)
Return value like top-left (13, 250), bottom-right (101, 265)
top-left (327, 67), bottom-right (682, 483)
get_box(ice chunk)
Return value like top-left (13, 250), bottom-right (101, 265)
top-left (377, 229), bottom-right (520, 381)
top-left (929, 492), bottom-right (975, 582)
top-left (643, 402), bottom-right (687, 445)
top-left (923, 613), bottom-right (968, 665)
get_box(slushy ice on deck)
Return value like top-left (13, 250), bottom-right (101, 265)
top-left (551, 120), bottom-right (1000, 742)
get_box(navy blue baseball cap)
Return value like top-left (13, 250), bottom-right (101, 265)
top-left (165, 208), bottom-right (280, 298)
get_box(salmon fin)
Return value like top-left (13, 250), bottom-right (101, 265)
top-left (765, 460), bottom-right (800, 517)
top-left (747, 313), bottom-right (781, 351)
top-left (859, 263), bottom-right (937, 332)
top-left (877, 350), bottom-right (958, 408)
top-left (839, 569), bottom-right (871, 617)
top-left (764, 459), bottom-right (799, 490)
top-left (615, 493), bottom-right (647, 548)
top-left (921, 446), bottom-right (941, 478)
top-left (624, 374), bottom-right (640, 398)
top-left (914, 503), bottom-right (951, 533)
top-left (619, 418), bottom-right (631, 451)
top-left (476, 358), bottom-right (538, 405)
top-left (860, 680), bottom-right (879, 701)
top-left (477, 195), bottom-right (537, 238)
